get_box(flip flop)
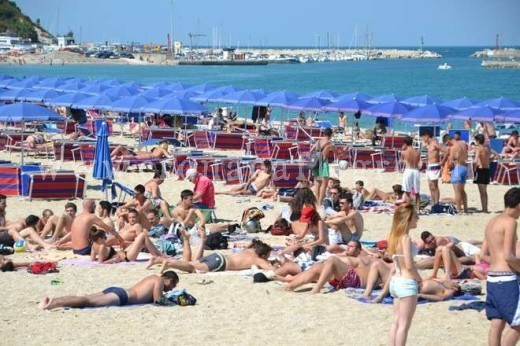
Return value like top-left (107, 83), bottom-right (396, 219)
top-left (196, 279), bottom-right (214, 285)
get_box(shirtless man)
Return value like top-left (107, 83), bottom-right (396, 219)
top-left (115, 208), bottom-right (144, 244)
top-left (484, 122), bottom-right (497, 140)
top-left (144, 171), bottom-right (172, 220)
top-left (217, 159), bottom-right (273, 196)
top-left (38, 271), bottom-right (179, 310)
top-left (59, 199), bottom-right (122, 255)
top-left (150, 231), bottom-right (275, 273)
top-left (473, 134), bottom-right (492, 213)
top-left (400, 136), bottom-right (421, 211)
top-left (422, 129), bottom-right (441, 205)
top-left (324, 193), bottom-right (364, 250)
top-left (443, 134), bottom-right (469, 213)
top-left (484, 187), bottom-right (520, 346)
top-left (110, 140), bottom-right (170, 161)
top-left (0, 215), bottom-right (55, 251)
top-left (119, 184), bottom-right (152, 230)
top-left (171, 190), bottom-right (206, 237)
top-left (40, 203), bottom-right (77, 243)
top-left (502, 130), bottom-right (520, 158)
top-left (367, 184), bottom-right (411, 206)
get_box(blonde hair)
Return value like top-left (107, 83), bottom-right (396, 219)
top-left (386, 204), bottom-right (415, 256)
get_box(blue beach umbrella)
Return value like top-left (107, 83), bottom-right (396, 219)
top-left (0, 88), bottom-right (32, 101)
top-left (399, 104), bottom-right (456, 123)
top-left (108, 95), bottom-right (152, 113)
top-left (441, 97), bottom-right (479, 110)
top-left (103, 86), bottom-right (139, 98)
top-left (166, 82), bottom-right (193, 91)
top-left (450, 106), bottom-right (502, 122)
top-left (335, 92), bottom-right (372, 102)
top-left (286, 97), bottom-right (330, 111)
top-left (162, 90), bottom-right (198, 100)
top-left (7, 79), bottom-right (38, 90)
top-left (92, 121), bottom-right (114, 193)
top-left (401, 94), bottom-right (443, 107)
top-left (495, 110), bottom-right (520, 123)
top-left (190, 88), bottom-right (229, 103)
top-left (302, 90), bottom-right (339, 101)
top-left (322, 98), bottom-right (372, 112)
top-left (368, 93), bottom-right (403, 104)
top-left (46, 92), bottom-right (89, 107)
top-left (143, 96), bottom-right (208, 114)
top-left (57, 80), bottom-right (87, 92)
top-left (140, 87), bottom-right (174, 99)
top-left (72, 94), bottom-right (120, 109)
top-left (20, 89), bottom-right (63, 103)
top-left (80, 84), bottom-right (111, 95)
top-left (143, 81), bottom-right (171, 90)
top-left (215, 85), bottom-right (242, 93)
top-left (477, 97), bottom-right (519, 110)
top-left (34, 77), bottom-right (69, 90)
top-left (256, 90), bottom-right (300, 107)
top-left (186, 83), bottom-right (216, 94)
top-left (218, 89), bottom-right (266, 105)
top-left (363, 101), bottom-right (413, 118)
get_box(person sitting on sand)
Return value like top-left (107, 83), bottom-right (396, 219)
top-left (90, 227), bottom-right (164, 264)
top-left (0, 215), bottom-right (55, 251)
top-left (109, 208), bottom-right (144, 246)
top-left (40, 203), bottom-right (77, 244)
top-left (143, 170), bottom-right (172, 221)
top-left (366, 184), bottom-right (410, 206)
top-left (118, 184), bottom-right (152, 229)
top-left (427, 239), bottom-right (486, 280)
top-left (148, 229), bottom-right (275, 273)
top-left (110, 140), bottom-right (170, 161)
top-left (38, 271), bottom-right (179, 310)
top-left (324, 193), bottom-right (365, 251)
top-left (502, 130), bottom-right (520, 158)
top-left (216, 159), bottom-right (273, 197)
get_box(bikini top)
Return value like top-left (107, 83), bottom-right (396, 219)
top-left (392, 244), bottom-right (419, 275)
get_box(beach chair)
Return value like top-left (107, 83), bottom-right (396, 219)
top-left (193, 131), bottom-right (212, 149)
top-left (288, 142), bottom-right (312, 161)
top-left (78, 144), bottom-right (96, 166)
top-left (110, 181), bottom-right (135, 206)
top-left (371, 149), bottom-right (401, 172)
top-left (189, 156), bottom-right (218, 179)
top-left (250, 137), bottom-right (272, 158)
top-left (272, 162), bottom-right (310, 188)
top-left (284, 125), bottom-right (299, 140)
top-left (381, 135), bottom-right (406, 149)
top-left (0, 166), bottom-right (21, 196)
top-left (26, 172), bottom-right (86, 201)
top-left (494, 160), bottom-right (520, 186)
top-left (271, 141), bottom-right (294, 160)
top-left (213, 132), bottom-right (247, 150)
top-left (351, 148), bottom-right (379, 169)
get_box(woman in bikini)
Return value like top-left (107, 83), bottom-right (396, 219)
top-left (110, 140), bottom-right (170, 161)
top-left (387, 204), bottom-right (422, 346)
top-left (310, 128), bottom-right (334, 206)
top-left (90, 227), bottom-right (163, 264)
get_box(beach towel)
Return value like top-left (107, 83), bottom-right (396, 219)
top-left (344, 288), bottom-right (481, 305)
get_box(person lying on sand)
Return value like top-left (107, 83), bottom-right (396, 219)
top-left (216, 159), bottom-right (273, 197)
top-left (147, 229), bottom-right (275, 273)
top-left (38, 271), bottom-right (179, 310)
top-left (0, 255), bottom-right (30, 272)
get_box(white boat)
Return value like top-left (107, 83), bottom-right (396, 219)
top-left (437, 62), bottom-right (452, 70)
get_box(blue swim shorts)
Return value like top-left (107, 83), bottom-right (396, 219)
top-left (103, 286), bottom-right (129, 306)
top-left (451, 165), bottom-right (468, 184)
top-left (486, 274), bottom-right (520, 326)
top-left (390, 277), bottom-right (418, 299)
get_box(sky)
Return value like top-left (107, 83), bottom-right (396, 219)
top-left (14, 0), bottom-right (520, 48)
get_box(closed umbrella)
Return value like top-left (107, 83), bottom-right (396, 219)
top-left (93, 121), bottom-right (114, 194)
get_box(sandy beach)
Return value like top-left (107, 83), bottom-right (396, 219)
top-left (0, 132), bottom-right (505, 346)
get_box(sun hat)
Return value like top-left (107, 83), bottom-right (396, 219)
top-left (185, 168), bottom-right (198, 181)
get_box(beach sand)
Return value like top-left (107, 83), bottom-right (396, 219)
top-left (0, 142), bottom-right (502, 346)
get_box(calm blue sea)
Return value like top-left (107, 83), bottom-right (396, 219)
top-left (1, 46), bottom-right (519, 131)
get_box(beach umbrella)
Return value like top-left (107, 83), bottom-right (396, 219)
top-left (143, 96), bottom-right (208, 114)
top-left (215, 85), bottom-right (242, 93)
top-left (0, 88), bottom-right (32, 101)
top-left (7, 79), bottom-right (38, 90)
top-left (441, 97), bottom-right (479, 110)
top-left (399, 104), bottom-right (456, 123)
top-left (477, 97), bottom-right (519, 110)
top-left (98, 79), bottom-right (121, 86)
top-left (162, 90), bottom-right (198, 100)
top-left (92, 120), bottom-right (114, 194)
top-left (72, 94), bottom-right (120, 110)
top-left (286, 97), bottom-right (330, 111)
top-left (34, 77), bottom-right (69, 90)
top-left (143, 81), bottom-right (171, 90)
top-left (450, 106), bottom-right (502, 122)
top-left (57, 80), bottom-right (87, 92)
top-left (322, 98), bottom-right (372, 112)
top-left (401, 94), bottom-right (443, 107)
top-left (108, 95), bottom-right (152, 113)
top-left (495, 110), bottom-right (520, 123)
top-left (302, 90), bottom-right (339, 101)
top-left (190, 88), bottom-right (229, 103)
top-left (334, 92), bottom-right (372, 102)
top-left (186, 83), bottom-right (216, 94)
top-left (46, 92), bottom-right (89, 107)
top-left (167, 82), bottom-right (193, 91)
top-left (363, 101), bottom-right (413, 118)
top-left (20, 89), bottom-right (64, 103)
top-left (368, 93), bottom-right (403, 104)
top-left (103, 86), bottom-right (139, 98)
top-left (120, 82), bottom-right (142, 91)
top-left (218, 89), bottom-right (267, 105)
top-left (79, 84), bottom-right (111, 95)
top-left (140, 87), bottom-right (174, 99)
top-left (256, 90), bottom-right (300, 107)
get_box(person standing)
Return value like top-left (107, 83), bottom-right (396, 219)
top-left (387, 204), bottom-right (422, 346)
top-left (422, 130), bottom-right (441, 205)
top-left (400, 136), bottom-right (421, 211)
top-left (310, 128), bottom-right (334, 206)
top-left (484, 187), bottom-right (520, 346)
top-left (473, 134), bottom-right (491, 213)
top-left (443, 134), bottom-right (469, 213)
top-left (185, 168), bottom-right (215, 209)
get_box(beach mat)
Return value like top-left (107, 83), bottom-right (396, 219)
top-left (344, 288), bottom-right (481, 305)
top-left (59, 252), bottom-right (152, 266)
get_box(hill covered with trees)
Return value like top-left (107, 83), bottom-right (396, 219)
top-left (0, 0), bottom-right (53, 42)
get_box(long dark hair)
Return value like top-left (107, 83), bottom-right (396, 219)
top-left (290, 187), bottom-right (319, 223)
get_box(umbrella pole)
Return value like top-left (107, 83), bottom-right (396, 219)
top-left (21, 120), bottom-right (25, 166)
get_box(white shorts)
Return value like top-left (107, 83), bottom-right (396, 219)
top-left (426, 164), bottom-right (441, 181)
top-left (402, 169), bottom-right (420, 194)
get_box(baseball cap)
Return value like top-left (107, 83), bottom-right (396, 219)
top-left (185, 168), bottom-right (198, 181)
top-left (299, 205), bottom-right (316, 223)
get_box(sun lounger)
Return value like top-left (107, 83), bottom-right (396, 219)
top-left (26, 172), bottom-right (86, 201)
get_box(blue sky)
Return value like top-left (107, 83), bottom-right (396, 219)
top-left (14, 0), bottom-right (520, 47)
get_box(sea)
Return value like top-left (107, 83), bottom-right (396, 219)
top-left (1, 46), bottom-right (519, 132)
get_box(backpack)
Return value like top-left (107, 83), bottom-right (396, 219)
top-left (241, 207), bottom-right (265, 233)
top-left (267, 218), bottom-right (292, 236)
top-left (204, 232), bottom-right (229, 250)
top-left (430, 203), bottom-right (457, 215)
top-left (27, 261), bottom-right (59, 275)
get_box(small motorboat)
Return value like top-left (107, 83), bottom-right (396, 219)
top-left (437, 63), bottom-right (452, 70)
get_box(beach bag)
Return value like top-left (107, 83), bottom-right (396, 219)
top-left (430, 203), bottom-right (457, 215)
top-left (157, 288), bottom-right (197, 306)
top-left (307, 151), bottom-right (321, 170)
top-left (268, 218), bottom-right (292, 236)
top-left (27, 261), bottom-right (58, 275)
top-left (204, 232), bottom-right (229, 250)
top-left (241, 207), bottom-right (265, 233)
